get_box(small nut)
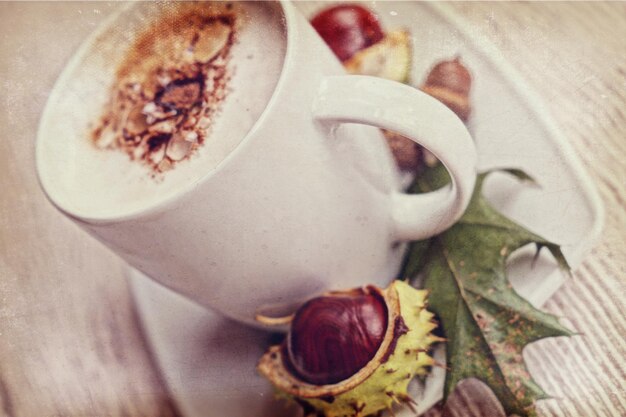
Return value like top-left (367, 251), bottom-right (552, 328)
top-left (165, 133), bottom-right (194, 161)
top-left (125, 104), bottom-right (149, 136)
top-left (156, 77), bottom-right (203, 111)
top-left (143, 102), bottom-right (177, 122)
top-left (424, 56), bottom-right (471, 95)
top-left (191, 22), bottom-right (232, 63)
top-left (157, 158), bottom-right (173, 172)
top-left (421, 56), bottom-right (472, 121)
top-left (142, 102), bottom-right (158, 114)
top-left (148, 119), bottom-right (176, 134)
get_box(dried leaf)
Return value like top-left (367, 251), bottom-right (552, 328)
top-left (399, 164), bottom-right (572, 417)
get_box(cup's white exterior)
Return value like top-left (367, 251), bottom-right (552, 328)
top-left (37, 2), bottom-right (476, 326)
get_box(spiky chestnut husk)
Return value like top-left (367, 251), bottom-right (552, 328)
top-left (257, 280), bottom-right (439, 417)
top-left (343, 30), bottom-right (412, 83)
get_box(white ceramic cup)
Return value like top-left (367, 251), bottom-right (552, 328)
top-left (37, 1), bottom-right (477, 326)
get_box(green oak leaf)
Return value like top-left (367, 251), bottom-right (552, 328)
top-left (399, 164), bottom-right (572, 417)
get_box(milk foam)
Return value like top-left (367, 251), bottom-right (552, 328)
top-left (38, 2), bottom-right (286, 219)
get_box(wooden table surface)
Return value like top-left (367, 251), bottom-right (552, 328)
top-left (1, 2), bottom-right (624, 417)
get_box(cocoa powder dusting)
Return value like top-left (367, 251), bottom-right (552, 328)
top-left (91, 2), bottom-right (238, 174)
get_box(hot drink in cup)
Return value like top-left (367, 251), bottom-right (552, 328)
top-left (37, 1), bottom-right (476, 326)
top-left (39, 2), bottom-right (286, 218)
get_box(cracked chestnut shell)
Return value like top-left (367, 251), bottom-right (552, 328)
top-left (258, 281), bottom-right (439, 417)
top-left (286, 290), bottom-right (388, 385)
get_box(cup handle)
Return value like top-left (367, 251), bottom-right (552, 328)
top-left (313, 75), bottom-right (477, 241)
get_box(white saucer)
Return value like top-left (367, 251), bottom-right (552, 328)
top-left (131, 2), bottom-right (604, 417)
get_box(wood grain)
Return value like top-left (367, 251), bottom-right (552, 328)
top-left (0, 2), bottom-right (624, 417)
top-left (0, 3), bottom-right (179, 417)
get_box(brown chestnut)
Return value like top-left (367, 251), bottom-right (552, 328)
top-left (424, 56), bottom-right (471, 95)
top-left (421, 56), bottom-right (472, 121)
top-left (285, 288), bottom-right (388, 385)
top-left (257, 281), bottom-right (438, 417)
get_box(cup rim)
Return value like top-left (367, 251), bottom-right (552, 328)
top-left (36, 0), bottom-right (297, 225)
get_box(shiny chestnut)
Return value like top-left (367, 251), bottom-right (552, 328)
top-left (310, 5), bottom-right (384, 62)
top-left (258, 281), bottom-right (438, 417)
top-left (285, 288), bottom-right (388, 385)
